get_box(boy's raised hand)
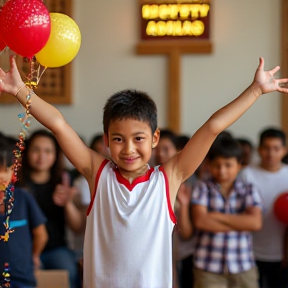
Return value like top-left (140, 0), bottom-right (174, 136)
top-left (0, 55), bottom-right (24, 97)
top-left (253, 57), bottom-right (288, 94)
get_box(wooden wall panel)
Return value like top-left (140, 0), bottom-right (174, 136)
top-left (0, 0), bottom-right (72, 104)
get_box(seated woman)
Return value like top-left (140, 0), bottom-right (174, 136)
top-left (18, 129), bottom-right (85, 288)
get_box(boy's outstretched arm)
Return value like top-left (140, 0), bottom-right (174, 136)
top-left (163, 58), bottom-right (288, 204)
top-left (0, 56), bottom-right (105, 185)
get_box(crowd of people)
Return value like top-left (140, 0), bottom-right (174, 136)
top-left (173, 128), bottom-right (288, 288)
top-left (1, 126), bottom-right (288, 288)
top-left (0, 55), bottom-right (288, 288)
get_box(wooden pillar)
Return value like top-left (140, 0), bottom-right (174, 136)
top-left (168, 48), bottom-right (180, 131)
top-left (136, 40), bottom-right (212, 133)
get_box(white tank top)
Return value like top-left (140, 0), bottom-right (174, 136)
top-left (83, 160), bottom-right (176, 288)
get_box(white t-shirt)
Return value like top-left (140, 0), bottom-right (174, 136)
top-left (84, 160), bottom-right (176, 288)
top-left (241, 164), bottom-right (288, 261)
top-left (172, 231), bottom-right (195, 261)
top-left (74, 175), bottom-right (91, 206)
top-left (67, 175), bottom-right (91, 255)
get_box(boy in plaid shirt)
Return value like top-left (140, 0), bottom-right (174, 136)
top-left (191, 135), bottom-right (262, 288)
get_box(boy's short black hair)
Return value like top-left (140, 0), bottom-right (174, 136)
top-left (259, 128), bottom-right (286, 146)
top-left (103, 89), bottom-right (157, 135)
top-left (207, 135), bottom-right (242, 163)
top-left (0, 135), bottom-right (13, 168)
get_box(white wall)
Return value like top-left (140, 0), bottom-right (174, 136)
top-left (0, 0), bottom-right (281, 146)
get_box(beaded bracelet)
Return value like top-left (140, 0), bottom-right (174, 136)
top-left (14, 83), bottom-right (26, 97)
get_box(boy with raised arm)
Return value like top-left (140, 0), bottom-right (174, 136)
top-left (0, 56), bottom-right (287, 288)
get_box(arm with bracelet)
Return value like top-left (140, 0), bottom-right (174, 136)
top-left (0, 55), bottom-right (105, 197)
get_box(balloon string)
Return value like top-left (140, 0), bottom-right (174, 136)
top-left (24, 57), bottom-right (46, 88)
top-left (37, 66), bottom-right (47, 85)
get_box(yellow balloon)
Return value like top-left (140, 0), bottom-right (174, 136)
top-left (36, 13), bottom-right (81, 68)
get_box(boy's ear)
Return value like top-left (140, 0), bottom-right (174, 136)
top-left (152, 128), bottom-right (160, 148)
top-left (103, 134), bottom-right (109, 148)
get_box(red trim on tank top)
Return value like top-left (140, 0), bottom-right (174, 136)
top-left (86, 159), bottom-right (110, 216)
top-left (114, 166), bottom-right (155, 191)
top-left (159, 166), bottom-right (177, 224)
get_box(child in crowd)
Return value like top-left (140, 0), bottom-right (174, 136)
top-left (18, 129), bottom-right (84, 288)
top-left (153, 129), bottom-right (179, 287)
top-left (0, 135), bottom-right (48, 288)
top-left (73, 133), bottom-right (110, 208)
top-left (89, 133), bottom-right (110, 159)
top-left (68, 133), bottom-right (110, 285)
top-left (194, 131), bottom-right (232, 181)
top-left (236, 137), bottom-right (254, 168)
top-left (190, 135), bottom-right (262, 288)
top-left (0, 55), bottom-right (287, 288)
top-left (241, 128), bottom-right (288, 288)
top-left (154, 129), bottom-right (178, 166)
top-left (174, 135), bottom-right (197, 288)
top-left (72, 133), bottom-right (110, 267)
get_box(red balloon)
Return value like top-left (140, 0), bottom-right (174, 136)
top-left (0, 36), bottom-right (5, 52)
top-left (0, 0), bottom-right (51, 58)
top-left (0, 10), bottom-right (5, 51)
top-left (274, 192), bottom-right (288, 224)
top-left (0, 35), bottom-right (6, 52)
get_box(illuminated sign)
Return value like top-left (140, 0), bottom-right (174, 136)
top-left (140, 3), bottom-right (210, 39)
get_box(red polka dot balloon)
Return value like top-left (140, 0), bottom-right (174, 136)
top-left (0, 0), bottom-right (51, 58)
top-left (0, 8), bottom-right (6, 52)
top-left (0, 36), bottom-right (5, 52)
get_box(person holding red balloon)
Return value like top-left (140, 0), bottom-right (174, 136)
top-left (241, 128), bottom-right (288, 288)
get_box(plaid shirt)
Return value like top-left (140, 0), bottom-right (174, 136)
top-left (191, 177), bottom-right (262, 274)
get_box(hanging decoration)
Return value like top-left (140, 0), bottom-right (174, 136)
top-left (22, 57), bottom-right (47, 89)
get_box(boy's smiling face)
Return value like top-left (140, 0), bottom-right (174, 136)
top-left (106, 118), bottom-right (159, 177)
